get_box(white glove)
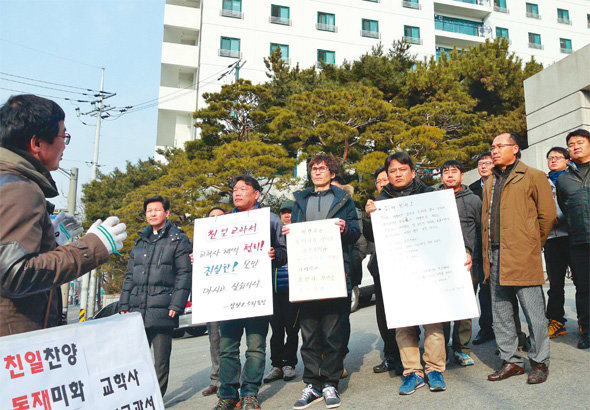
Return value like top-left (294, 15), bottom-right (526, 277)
top-left (87, 216), bottom-right (127, 254)
top-left (53, 212), bottom-right (84, 246)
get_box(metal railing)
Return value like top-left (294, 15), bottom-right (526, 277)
top-left (316, 23), bottom-right (337, 32)
top-left (526, 12), bottom-right (541, 19)
top-left (402, 1), bottom-right (421, 9)
top-left (269, 16), bottom-right (291, 25)
top-left (220, 9), bottom-right (243, 19)
top-left (528, 42), bottom-right (543, 50)
top-left (403, 36), bottom-right (423, 45)
top-left (361, 30), bottom-right (381, 39)
top-left (219, 49), bottom-right (242, 58)
top-left (493, 6), bottom-right (508, 13)
top-left (557, 17), bottom-right (571, 25)
top-left (560, 47), bottom-right (572, 54)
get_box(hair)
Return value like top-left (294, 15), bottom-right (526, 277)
top-left (234, 175), bottom-right (261, 192)
top-left (0, 94), bottom-right (65, 150)
top-left (566, 129), bottom-right (590, 144)
top-left (546, 147), bottom-right (570, 160)
top-left (441, 160), bottom-right (465, 174)
top-left (502, 132), bottom-right (520, 146)
top-left (333, 174), bottom-right (347, 185)
top-left (207, 207), bottom-right (225, 217)
top-left (373, 166), bottom-right (386, 180)
top-left (143, 195), bottom-right (170, 212)
top-left (384, 152), bottom-right (414, 171)
top-left (307, 154), bottom-right (340, 176)
top-left (477, 152), bottom-right (492, 162)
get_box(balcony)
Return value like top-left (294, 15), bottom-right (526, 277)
top-left (269, 16), bottom-right (291, 25)
top-left (220, 9), bottom-right (243, 19)
top-left (557, 17), bottom-right (571, 25)
top-left (219, 49), bottom-right (242, 58)
top-left (403, 36), bottom-right (423, 45)
top-left (528, 42), bottom-right (543, 50)
top-left (316, 23), bottom-right (337, 33)
top-left (164, 4), bottom-right (201, 30)
top-left (434, 0), bottom-right (491, 19)
top-left (526, 12), bottom-right (541, 19)
top-left (161, 42), bottom-right (199, 68)
top-left (560, 47), bottom-right (572, 54)
top-left (435, 15), bottom-right (488, 47)
top-left (361, 30), bottom-right (381, 39)
top-left (402, 1), bottom-right (421, 9)
top-left (157, 86), bottom-right (197, 113)
top-left (493, 6), bottom-right (509, 13)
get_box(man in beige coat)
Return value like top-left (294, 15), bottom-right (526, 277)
top-left (482, 132), bottom-right (556, 385)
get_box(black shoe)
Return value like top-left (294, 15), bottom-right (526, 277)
top-left (373, 358), bottom-right (395, 373)
top-left (473, 330), bottom-right (495, 345)
top-left (578, 334), bottom-right (590, 349)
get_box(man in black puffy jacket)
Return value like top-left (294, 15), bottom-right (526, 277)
top-left (119, 195), bottom-right (192, 396)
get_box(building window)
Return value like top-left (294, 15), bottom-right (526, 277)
top-left (560, 38), bottom-right (572, 54)
top-left (526, 3), bottom-right (540, 19)
top-left (402, 0), bottom-right (420, 10)
top-left (557, 9), bottom-right (570, 24)
top-left (528, 33), bottom-right (542, 49)
top-left (220, 37), bottom-right (241, 58)
top-left (403, 25), bottom-right (422, 45)
top-left (317, 49), bottom-right (335, 66)
top-left (270, 43), bottom-right (290, 63)
top-left (496, 27), bottom-right (509, 39)
top-left (493, 0), bottom-right (508, 13)
top-left (221, 0), bottom-right (243, 19)
top-left (436, 46), bottom-right (453, 61)
top-left (317, 12), bottom-right (337, 32)
top-left (270, 5), bottom-right (291, 25)
top-left (361, 19), bottom-right (380, 38)
top-left (435, 15), bottom-right (483, 37)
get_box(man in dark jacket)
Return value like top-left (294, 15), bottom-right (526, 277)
top-left (0, 94), bottom-right (126, 337)
top-left (119, 196), bottom-right (192, 397)
top-left (288, 154), bottom-right (360, 410)
top-left (557, 128), bottom-right (590, 349)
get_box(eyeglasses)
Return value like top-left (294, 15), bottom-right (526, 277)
top-left (310, 166), bottom-right (329, 173)
top-left (375, 178), bottom-right (388, 186)
top-left (547, 156), bottom-right (566, 162)
top-left (56, 133), bottom-right (71, 145)
top-left (478, 161), bottom-right (494, 167)
top-left (490, 143), bottom-right (516, 152)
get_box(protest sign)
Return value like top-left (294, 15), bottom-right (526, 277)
top-left (371, 189), bottom-right (479, 329)
top-left (192, 207), bottom-right (272, 323)
top-left (0, 313), bottom-right (163, 410)
top-left (287, 218), bottom-right (347, 302)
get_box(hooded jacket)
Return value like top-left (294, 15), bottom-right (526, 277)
top-left (556, 161), bottom-right (590, 246)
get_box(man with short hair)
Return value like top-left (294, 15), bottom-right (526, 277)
top-left (0, 94), bottom-right (126, 337)
top-left (483, 133), bottom-right (556, 384)
top-left (215, 176), bottom-right (287, 410)
top-left (557, 128), bottom-right (590, 349)
top-left (543, 147), bottom-right (572, 340)
top-left (119, 196), bottom-right (192, 397)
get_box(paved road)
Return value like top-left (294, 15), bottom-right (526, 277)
top-left (154, 283), bottom-right (589, 409)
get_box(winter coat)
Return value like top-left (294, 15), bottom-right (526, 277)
top-left (546, 176), bottom-right (568, 239)
top-left (0, 146), bottom-right (109, 336)
top-left (481, 161), bottom-right (556, 286)
top-left (118, 221), bottom-right (192, 329)
top-left (556, 162), bottom-right (590, 246)
top-left (273, 264), bottom-right (289, 293)
top-left (468, 178), bottom-right (484, 200)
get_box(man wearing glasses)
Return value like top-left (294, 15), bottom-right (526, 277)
top-left (482, 133), bottom-right (556, 385)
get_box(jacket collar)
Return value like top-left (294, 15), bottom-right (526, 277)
top-left (0, 146), bottom-right (58, 198)
top-left (231, 202), bottom-right (260, 213)
top-left (139, 220), bottom-right (173, 239)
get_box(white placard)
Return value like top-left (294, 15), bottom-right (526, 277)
top-left (0, 313), bottom-right (163, 410)
top-left (372, 189), bottom-right (479, 329)
top-left (287, 219), bottom-right (347, 302)
top-left (192, 207), bottom-right (273, 323)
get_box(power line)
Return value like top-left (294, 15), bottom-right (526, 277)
top-left (0, 77), bottom-right (94, 96)
top-left (0, 87), bottom-right (91, 103)
top-left (0, 71), bottom-right (104, 93)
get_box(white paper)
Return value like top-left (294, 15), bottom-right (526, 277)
top-left (0, 313), bottom-right (163, 410)
top-left (192, 207), bottom-right (273, 323)
top-left (372, 189), bottom-right (479, 329)
top-left (287, 218), bottom-right (347, 302)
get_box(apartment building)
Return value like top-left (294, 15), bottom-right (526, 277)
top-left (156, 0), bottom-right (590, 151)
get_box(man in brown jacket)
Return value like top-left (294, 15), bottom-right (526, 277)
top-left (482, 132), bottom-right (556, 385)
top-left (0, 94), bottom-right (127, 337)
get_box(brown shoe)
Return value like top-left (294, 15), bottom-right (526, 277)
top-left (488, 362), bottom-right (525, 381)
top-left (527, 362), bottom-right (549, 384)
top-left (202, 385), bottom-right (218, 396)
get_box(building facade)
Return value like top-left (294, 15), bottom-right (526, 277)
top-left (156, 0), bottom-right (590, 152)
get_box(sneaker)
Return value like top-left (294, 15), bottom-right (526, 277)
top-left (213, 398), bottom-right (242, 410)
top-left (548, 319), bottom-right (568, 339)
top-left (322, 386), bottom-right (341, 409)
top-left (373, 357), bottom-right (396, 373)
top-left (263, 367), bottom-right (283, 383)
top-left (242, 396), bottom-right (260, 410)
top-left (283, 365), bottom-right (296, 381)
top-left (293, 384), bottom-right (323, 409)
top-left (578, 334), bottom-right (590, 349)
top-left (426, 371), bottom-right (446, 392)
top-left (453, 350), bottom-right (475, 366)
top-left (398, 373), bottom-right (425, 395)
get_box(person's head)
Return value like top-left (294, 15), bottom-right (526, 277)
top-left (566, 129), bottom-right (590, 164)
top-left (384, 152), bottom-right (415, 189)
top-left (374, 166), bottom-right (388, 193)
top-left (143, 196), bottom-right (170, 230)
top-left (0, 94), bottom-right (67, 171)
top-left (308, 154), bottom-right (339, 191)
top-left (491, 132), bottom-right (520, 169)
top-left (476, 152), bottom-right (494, 179)
top-left (232, 175), bottom-right (261, 211)
top-left (207, 207), bottom-right (225, 218)
top-left (440, 160), bottom-right (464, 191)
top-left (279, 200), bottom-right (293, 225)
top-left (546, 147), bottom-right (570, 172)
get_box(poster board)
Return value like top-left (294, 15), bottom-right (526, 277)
top-left (287, 219), bottom-right (347, 302)
top-left (192, 207), bottom-right (273, 323)
top-left (371, 189), bottom-right (479, 329)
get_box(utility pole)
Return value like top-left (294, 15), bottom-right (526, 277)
top-left (59, 167), bottom-right (78, 323)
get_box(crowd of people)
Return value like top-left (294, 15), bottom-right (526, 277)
top-left (1, 94), bottom-right (588, 410)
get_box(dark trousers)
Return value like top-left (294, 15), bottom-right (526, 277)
top-left (270, 292), bottom-right (300, 368)
top-left (474, 254), bottom-right (494, 334)
top-left (544, 236), bottom-right (571, 323)
top-left (146, 327), bottom-right (173, 397)
top-left (374, 275), bottom-right (400, 361)
top-left (570, 244), bottom-right (590, 335)
top-left (300, 297), bottom-right (348, 392)
top-left (341, 293), bottom-right (351, 358)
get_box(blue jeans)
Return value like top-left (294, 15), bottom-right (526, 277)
top-left (219, 316), bottom-right (269, 398)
